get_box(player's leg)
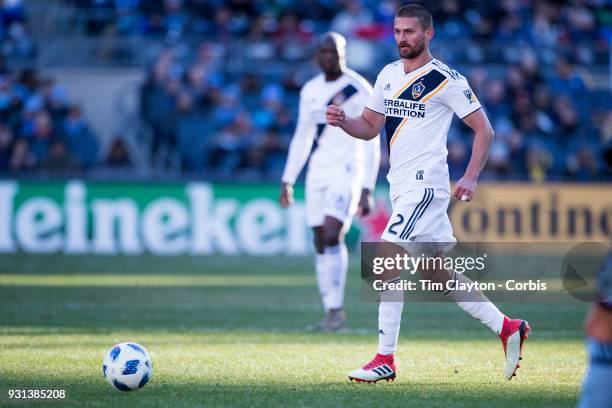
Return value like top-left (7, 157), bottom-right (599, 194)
top-left (416, 250), bottom-right (530, 379)
top-left (348, 238), bottom-right (403, 383)
top-left (317, 215), bottom-right (348, 330)
top-left (305, 185), bottom-right (335, 331)
top-left (307, 224), bottom-right (349, 332)
top-left (349, 191), bottom-right (432, 383)
top-left (410, 189), bottom-right (530, 379)
top-left (417, 249), bottom-right (507, 335)
top-left (348, 239), bottom-right (403, 383)
top-left (312, 225), bottom-right (328, 311)
top-left (309, 182), bottom-right (359, 331)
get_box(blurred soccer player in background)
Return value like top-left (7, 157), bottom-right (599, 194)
top-left (327, 5), bottom-right (530, 382)
top-left (280, 32), bottom-right (380, 332)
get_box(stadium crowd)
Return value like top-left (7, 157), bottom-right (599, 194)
top-left (0, 68), bottom-right (133, 173)
top-left (1, 0), bottom-right (610, 182)
top-left (137, 0), bottom-right (611, 181)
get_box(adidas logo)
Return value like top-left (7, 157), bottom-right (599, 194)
top-left (384, 83), bottom-right (391, 91)
top-left (378, 329), bottom-right (386, 335)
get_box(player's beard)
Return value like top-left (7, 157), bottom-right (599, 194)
top-left (398, 40), bottom-right (425, 59)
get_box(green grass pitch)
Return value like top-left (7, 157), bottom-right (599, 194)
top-left (0, 254), bottom-right (588, 407)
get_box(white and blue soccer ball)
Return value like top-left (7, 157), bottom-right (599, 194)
top-left (102, 342), bottom-right (153, 391)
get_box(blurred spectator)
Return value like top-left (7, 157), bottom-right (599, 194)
top-left (9, 138), bottom-right (35, 172)
top-left (62, 105), bottom-right (99, 169)
top-left (526, 142), bottom-right (555, 183)
top-left (208, 111), bottom-right (254, 172)
top-left (566, 145), bottom-right (600, 181)
top-left (487, 139), bottom-right (512, 178)
top-left (331, 1), bottom-right (373, 37)
top-left (104, 137), bottom-right (133, 168)
top-left (550, 56), bottom-right (588, 98)
top-left (28, 111), bottom-right (55, 165)
top-left (245, 127), bottom-right (287, 177)
top-left (175, 90), bottom-right (208, 171)
top-left (0, 125), bottom-right (13, 169)
top-left (42, 140), bottom-right (78, 171)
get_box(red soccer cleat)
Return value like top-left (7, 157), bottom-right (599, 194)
top-left (499, 316), bottom-right (531, 380)
top-left (348, 353), bottom-right (397, 383)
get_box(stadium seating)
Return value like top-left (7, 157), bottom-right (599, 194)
top-left (0, 0), bottom-right (609, 181)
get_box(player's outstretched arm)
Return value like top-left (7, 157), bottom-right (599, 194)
top-left (280, 88), bottom-right (316, 207)
top-left (454, 108), bottom-right (494, 202)
top-left (326, 105), bottom-right (384, 141)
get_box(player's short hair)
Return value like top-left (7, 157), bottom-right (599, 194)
top-left (395, 4), bottom-right (433, 30)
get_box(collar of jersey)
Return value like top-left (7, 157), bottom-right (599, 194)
top-left (403, 58), bottom-right (437, 76)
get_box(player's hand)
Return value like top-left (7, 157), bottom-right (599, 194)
top-left (279, 182), bottom-right (294, 208)
top-left (358, 188), bottom-right (373, 216)
top-left (326, 105), bottom-right (345, 127)
top-left (453, 175), bottom-right (477, 202)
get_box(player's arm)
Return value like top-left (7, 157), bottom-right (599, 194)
top-left (326, 106), bottom-right (384, 140)
top-left (440, 75), bottom-right (492, 202)
top-left (454, 108), bottom-right (494, 202)
top-left (280, 89), bottom-right (316, 208)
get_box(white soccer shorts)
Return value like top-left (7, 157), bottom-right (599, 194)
top-left (305, 181), bottom-right (360, 228)
top-left (380, 187), bottom-right (456, 254)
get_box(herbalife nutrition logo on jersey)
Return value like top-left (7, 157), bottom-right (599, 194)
top-left (384, 99), bottom-right (426, 118)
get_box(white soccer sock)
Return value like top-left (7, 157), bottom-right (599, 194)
top-left (324, 243), bottom-right (348, 310)
top-left (378, 281), bottom-right (404, 355)
top-left (445, 271), bottom-right (505, 334)
top-left (315, 253), bottom-right (334, 311)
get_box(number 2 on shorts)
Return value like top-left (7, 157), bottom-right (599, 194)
top-left (387, 214), bottom-right (404, 235)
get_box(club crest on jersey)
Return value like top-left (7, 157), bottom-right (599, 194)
top-left (412, 81), bottom-right (425, 99)
top-left (463, 89), bottom-right (477, 104)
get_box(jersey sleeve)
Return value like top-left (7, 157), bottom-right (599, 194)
top-left (365, 71), bottom-right (385, 115)
top-left (281, 86), bottom-right (316, 185)
top-left (440, 76), bottom-right (481, 119)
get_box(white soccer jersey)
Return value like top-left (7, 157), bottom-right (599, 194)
top-left (366, 58), bottom-right (481, 199)
top-left (282, 69), bottom-right (380, 190)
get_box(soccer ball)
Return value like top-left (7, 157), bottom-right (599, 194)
top-left (102, 342), bottom-right (153, 391)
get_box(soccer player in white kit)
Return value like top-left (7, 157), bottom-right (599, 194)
top-left (326, 5), bottom-right (530, 382)
top-left (280, 32), bottom-right (380, 332)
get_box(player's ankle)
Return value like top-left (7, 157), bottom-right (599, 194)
top-left (376, 352), bottom-right (394, 361)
